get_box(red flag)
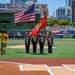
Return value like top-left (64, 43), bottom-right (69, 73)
top-left (28, 26), bottom-right (40, 36)
top-left (28, 13), bottom-right (47, 36)
top-left (40, 14), bottom-right (47, 28)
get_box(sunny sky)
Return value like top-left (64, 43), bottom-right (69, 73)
top-left (0, 0), bottom-right (65, 16)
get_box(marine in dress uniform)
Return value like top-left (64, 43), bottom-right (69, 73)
top-left (47, 31), bottom-right (53, 53)
top-left (39, 32), bottom-right (45, 53)
top-left (31, 35), bottom-right (38, 53)
top-left (25, 32), bottom-right (30, 53)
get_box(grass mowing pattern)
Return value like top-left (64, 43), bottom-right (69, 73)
top-left (0, 38), bottom-right (75, 59)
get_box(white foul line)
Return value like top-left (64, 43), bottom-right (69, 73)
top-left (62, 64), bottom-right (75, 72)
top-left (44, 65), bottom-right (54, 75)
top-left (62, 64), bottom-right (72, 71)
top-left (73, 70), bottom-right (75, 72)
top-left (19, 65), bottom-right (23, 71)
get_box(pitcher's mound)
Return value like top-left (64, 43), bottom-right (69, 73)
top-left (7, 45), bottom-right (56, 49)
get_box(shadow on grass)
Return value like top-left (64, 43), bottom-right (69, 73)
top-left (16, 52), bottom-right (48, 55)
top-left (16, 52), bottom-right (25, 53)
top-left (29, 53), bottom-right (48, 55)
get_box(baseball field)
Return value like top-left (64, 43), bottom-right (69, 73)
top-left (0, 38), bottom-right (75, 75)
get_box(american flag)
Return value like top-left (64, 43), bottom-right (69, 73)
top-left (14, 4), bottom-right (35, 25)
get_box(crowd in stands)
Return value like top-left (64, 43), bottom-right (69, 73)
top-left (7, 31), bottom-right (25, 40)
top-left (46, 25), bottom-right (74, 31)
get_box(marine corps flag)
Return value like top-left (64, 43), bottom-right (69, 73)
top-left (28, 13), bottom-right (47, 36)
top-left (40, 13), bottom-right (47, 28)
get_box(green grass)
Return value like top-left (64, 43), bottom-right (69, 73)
top-left (0, 38), bottom-right (75, 59)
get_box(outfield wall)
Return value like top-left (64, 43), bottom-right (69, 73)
top-left (53, 34), bottom-right (75, 38)
top-left (52, 30), bottom-right (75, 38)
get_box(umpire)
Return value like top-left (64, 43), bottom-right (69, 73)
top-left (25, 32), bottom-right (30, 53)
top-left (47, 31), bottom-right (53, 53)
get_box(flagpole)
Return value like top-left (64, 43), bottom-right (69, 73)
top-left (34, 1), bottom-right (36, 27)
top-left (44, 12), bottom-right (48, 34)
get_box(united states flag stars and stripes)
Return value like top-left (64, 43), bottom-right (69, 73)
top-left (14, 4), bottom-right (35, 25)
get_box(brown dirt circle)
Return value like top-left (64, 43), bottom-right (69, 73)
top-left (7, 44), bottom-right (56, 49)
top-left (7, 41), bottom-right (75, 49)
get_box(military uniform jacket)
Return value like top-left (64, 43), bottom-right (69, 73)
top-left (25, 36), bottom-right (30, 44)
top-left (39, 35), bottom-right (45, 43)
top-left (31, 36), bottom-right (38, 44)
top-left (47, 34), bottom-right (53, 45)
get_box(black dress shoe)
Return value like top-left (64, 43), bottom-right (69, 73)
top-left (26, 52), bottom-right (29, 53)
top-left (1, 53), bottom-right (4, 55)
